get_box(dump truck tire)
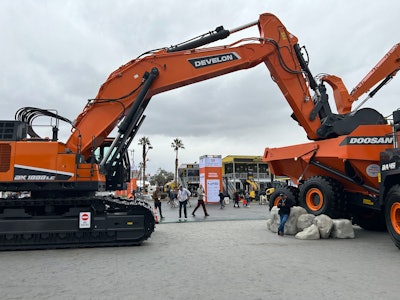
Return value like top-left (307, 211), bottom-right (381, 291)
top-left (269, 186), bottom-right (298, 211)
top-left (385, 185), bottom-right (400, 249)
top-left (299, 176), bottom-right (346, 218)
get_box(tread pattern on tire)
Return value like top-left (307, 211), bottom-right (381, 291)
top-left (384, 185), bottom-right (400, 249)
top-left (299, 176), bottom-right (348, 218)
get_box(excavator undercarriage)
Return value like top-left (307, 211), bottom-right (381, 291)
top-left (0, 195), bottom-right (155, 250)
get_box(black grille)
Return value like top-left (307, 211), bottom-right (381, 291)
top-left (0, 121), bottom-right (27, 141)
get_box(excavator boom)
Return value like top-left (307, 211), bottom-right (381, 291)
top-left (67, 13), bottom-right (327, 161)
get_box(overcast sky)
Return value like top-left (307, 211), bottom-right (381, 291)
top-left (1, 0), bottom-right (399, 175)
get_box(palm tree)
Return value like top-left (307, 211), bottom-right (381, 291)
top-left (138, 136), bottom-right (152, 188)
top-left (171, 138), bottom-right (185, 188)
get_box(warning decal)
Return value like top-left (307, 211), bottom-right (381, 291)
top-left (79, 212), bottom-right (91, 229)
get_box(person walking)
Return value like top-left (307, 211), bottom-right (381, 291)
top-left (177, 185), bottom-right (191, 221)
top-left (192, 184), bottom-right (209, 217)
top-left (152, 186), bottom-right (164, 219)
top-left (277, 193), bottom-right (293, 236)
top-left (168, 187), bottom-right (175, 201)
top-left (218, 190), bottom-right (225, 209)
top-left (233, 190), bottom-right (240, 208)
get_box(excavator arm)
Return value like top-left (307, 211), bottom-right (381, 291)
top-left (322, 43), bottom-right (400, 114)
top-left (66, 13), bottom-right (333, 164)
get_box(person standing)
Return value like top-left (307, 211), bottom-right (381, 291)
top-left (152, 186), bottom-right (164, 219)
top-left (218, 190), bottom-right (225, 209)
top-left (192, 184), bottom-right (209, 217)
top-left (233, 190), bottom-right (240, 208)
top-left (177, 185), bottom-right (191, 221)
top-left (277, 193), bottom-right (293, 236)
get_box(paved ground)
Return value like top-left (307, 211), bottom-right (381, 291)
top-left (0, 199), bottom-right (399, 300)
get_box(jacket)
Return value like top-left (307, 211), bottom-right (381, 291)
top-left (277, 198), bottom-right (293, 215)
top-left (197, 187), bottom-right (205, 200)
top-left (177, 188), bottom-right (191, 202)
top-left (152, 190), bottom-right (161, 204)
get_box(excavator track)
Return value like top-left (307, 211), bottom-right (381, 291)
top-left (0, 196), bottom-right (155, 250)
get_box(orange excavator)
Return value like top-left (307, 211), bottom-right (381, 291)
top-left (0, 12), bottom-right (399, 249)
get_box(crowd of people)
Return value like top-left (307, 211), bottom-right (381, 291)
top-left (152, 186), bottom-right (262, 220)
top-left (130, 184), bottom-right (280, 225)
top-left (129, 184), bottom-right (292, 238)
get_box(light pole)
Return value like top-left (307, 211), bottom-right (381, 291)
top-left (142, 144), bottom-right (153, 189)
top-left (129, 149), bottom-right (135, 178)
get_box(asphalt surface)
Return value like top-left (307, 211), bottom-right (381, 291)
top-left (0, 199), bottom-right (399, 300)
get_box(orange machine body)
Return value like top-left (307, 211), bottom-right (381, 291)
top-left (265, 124), bottom-right (393, 195)
top-left (0, 141), bottom-right (105, 189)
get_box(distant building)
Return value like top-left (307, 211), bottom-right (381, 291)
top-left (177, 163), bottom-right (200, 195)
top-left (222, 155), bottom-right (270, 197)
top-left (177, 155), bottom-right (272, 199)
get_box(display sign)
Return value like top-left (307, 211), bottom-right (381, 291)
top-left (199, 155), bottom-right (222, 203)
top-left (206, 179), bottom-right (220, 202)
